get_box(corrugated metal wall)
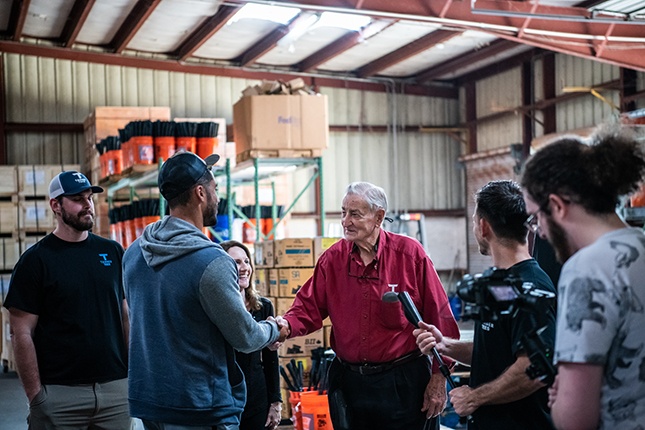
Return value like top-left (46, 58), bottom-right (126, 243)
top-left (3, 53), bottom-right (464, 215)
top-left (476, 68), bottom-right (523, 152)
top-left (554, 55), bottom-right (620, 131)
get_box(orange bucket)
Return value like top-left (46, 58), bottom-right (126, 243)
top-left (121, 140), bottom-right (132, 170)
top-left (99, 152), bottom-right (108, 179)
top-left (132, 136), bottom-right (154, 165)
top-left (196, 137), bottom-right (217, 159)
top-left (154, 136), bottom-right (176, 163)
top-left (289, 390), bottom-right (304, 430)
top-left (107, 149), bottom-right (123, 176)
top-left (300, 391), bottom-right (333, 430)
top-left (110, 223), bottom-right (122, 246)
top-left (175, 136), bottom-right (196, 153)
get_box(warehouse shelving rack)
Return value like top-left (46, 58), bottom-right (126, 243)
top-left (213, 156), bottom-right (324, 242)
top-left (102, 156), bottom-right (324, 242)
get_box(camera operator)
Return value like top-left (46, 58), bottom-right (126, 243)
top-left (520, 126), bottom-right (645, 430)
top-left (414, 180), bottom-right (556, 429)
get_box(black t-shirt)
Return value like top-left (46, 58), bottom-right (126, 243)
top-left (469, 259), bottom-right (556, 430)
top-left (4, 233), bottom-right (128, 384)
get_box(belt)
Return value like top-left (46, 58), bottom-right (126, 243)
top-left (339, 352), bottom-right (423, 376)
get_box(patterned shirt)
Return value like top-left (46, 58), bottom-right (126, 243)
top-left (555, 227), bottom-right (645, 429)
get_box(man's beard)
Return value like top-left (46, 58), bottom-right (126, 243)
top-left (61, 206), bottom-right (94, 232)
top-left (202, 192), bottom-right (218, 228)
top-left (545, 216), bottom-right (573, 263)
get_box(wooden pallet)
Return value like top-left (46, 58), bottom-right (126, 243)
top-left (236, 148), bottom-right (323, 163)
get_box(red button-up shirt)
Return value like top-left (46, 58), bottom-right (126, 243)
top-left (284, 229), bottom-right (459, 373)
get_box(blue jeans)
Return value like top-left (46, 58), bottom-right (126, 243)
top-left (141, 421), bottom-right (239, 430)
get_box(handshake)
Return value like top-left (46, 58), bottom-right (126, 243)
top-left (267, 315), bottom-right (291, 347)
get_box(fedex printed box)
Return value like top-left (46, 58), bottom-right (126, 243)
top-left (313, 236), bottom-right (342, 263)
top-left (254, 240), bottom-right (274, 268)
top-left (274, 238), bottom-right (314, 268)
top-left (278, 268), bottom-right (314, 297)
top-left (233, 95), bottom-right (329, 154)
top-left (279, 329), bottom-right (324, 357)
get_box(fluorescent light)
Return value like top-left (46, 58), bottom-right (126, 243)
top-left (228, 3), bottom-right (301, 25)
top-left (314, 11), bottom-right (371, 31)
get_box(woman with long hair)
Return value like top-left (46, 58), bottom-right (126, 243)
top-left (221, 240), bottom-right (282, 430)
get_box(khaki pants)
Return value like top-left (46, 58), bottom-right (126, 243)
top-left (28, 378), bottom-right (131, 430)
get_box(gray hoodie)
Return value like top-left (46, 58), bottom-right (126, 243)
top-left (124, 216), bottom-right (280, 425)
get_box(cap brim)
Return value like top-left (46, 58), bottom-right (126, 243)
top-left (204, 154), bottom-right (220, 168)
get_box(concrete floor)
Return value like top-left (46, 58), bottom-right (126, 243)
top-left (0, 371), bottom-right (29, 429)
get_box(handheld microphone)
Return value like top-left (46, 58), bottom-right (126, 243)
top-left (397, 291), bottom-right (455, 389)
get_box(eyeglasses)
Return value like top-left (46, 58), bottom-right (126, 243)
top-left (524, 202), bottom-right (549, 235)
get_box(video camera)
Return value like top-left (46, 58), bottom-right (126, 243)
top-left (457, 267), bottom-right (554, 322)
top-left (456, 267), bottom-right (557, 385)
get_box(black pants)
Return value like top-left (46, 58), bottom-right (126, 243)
top-left (327, 356), bottom-right (440, 430)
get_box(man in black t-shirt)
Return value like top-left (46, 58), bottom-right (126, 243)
top-left (414, 180), bottom-right (556, 430)
top-left (4, 171), bottom-right (131, 429)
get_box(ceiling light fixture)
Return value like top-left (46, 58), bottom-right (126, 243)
top-left (227, 3), bottom-right (301, 25)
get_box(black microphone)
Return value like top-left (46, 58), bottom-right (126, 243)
top-left (396, 291), bottom-right (455, 389)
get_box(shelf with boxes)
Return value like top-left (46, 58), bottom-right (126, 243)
top-left (211, 156), bottom-right (325, 243)
top-left (252, 236), bottom-right (341, 422)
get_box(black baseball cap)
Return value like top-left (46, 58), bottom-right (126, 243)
top-left (158, 151), bottom-right (220, 201)
top-left (49, 171), bottom-right (104, 199)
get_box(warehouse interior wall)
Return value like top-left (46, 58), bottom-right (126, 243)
top-left (2, 50), bottom-right (644, 274)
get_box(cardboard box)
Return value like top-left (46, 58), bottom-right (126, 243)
top-left (18, 164), bottom-right (80, 197)
top-left (254, 269), bottom-right (268, 296)
top-left (19, 200), bottom-right (55, 231)
top-left (278, 268), bottom-right (314, 297)
top-left (313, 237), bottom-right (342, 263)
top-left (233, 95), bottom-right (329, 154)
top-left (0, 166), bottom-right (17, 196)
top-left (0, 202), bottom-right (18, 234)
top-left (274, 238), bottom-right (314, 268)
top-left (275, 297), bottom-right (294, 316)
top-left (269, 269), bottom-right (279, 297)
top-left (0, 238), bottom-right (20, 271)
top-left (279, 329), bottom-right (324, 357)
top-left (254, 240), bottom-right (274, 268)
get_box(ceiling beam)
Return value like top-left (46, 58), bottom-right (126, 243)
top-left (256, 0), bottom-right (645, 72)
top-left (59, 0), bottom-right (96, 48)
top-left (174, 5), bottom-right (242, 61)
top-left (8, 0), bottom-right (31, 41)
top-left (356, 29), bottom-right (460, 78)
top-left (109, 0), bottom-right (162, 54)
top-left (455, 47), bottom-right (544, 85)
top-left (259, 0), bottom-right (645, 38)
top-left (0, 40), bottom-right (457, 98)
top-left (298, 31), bottom-right (363, 73)
top-left (236, 14), bottom-right (302, 67)
top-left (416, 39), bottom-right (518, 83)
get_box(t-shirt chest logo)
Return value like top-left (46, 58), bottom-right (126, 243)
top-left (99, 253), bottom-right (113, 267)
top-left (481, 322), bottom-right (494, 331)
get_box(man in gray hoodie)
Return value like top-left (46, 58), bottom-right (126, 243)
top-left (123, 151), bottom-right (289, 430)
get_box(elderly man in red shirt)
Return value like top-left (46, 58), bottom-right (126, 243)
top-left (279, 181), bottom-right (459, 430)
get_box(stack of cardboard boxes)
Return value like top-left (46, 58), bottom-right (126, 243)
top-left (254, 236), bottom-right (341, 420)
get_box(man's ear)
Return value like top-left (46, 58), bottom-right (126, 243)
top-left (548, 194), bottom-right (569, 220)
top-left (479, 216), bottom-right (491, 238)
top-left (375, 208), bottom-right (386, 226)
top-left (50, 197), bottom-right (60, 215)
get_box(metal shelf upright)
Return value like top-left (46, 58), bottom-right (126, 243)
top-left (214, 156), bottom-right (324, 241)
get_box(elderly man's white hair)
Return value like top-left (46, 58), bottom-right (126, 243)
top-left (344, 182), bottom-right (388, 213)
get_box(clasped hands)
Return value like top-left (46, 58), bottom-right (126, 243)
top-left (266, 315), bottom-right (290, 347)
